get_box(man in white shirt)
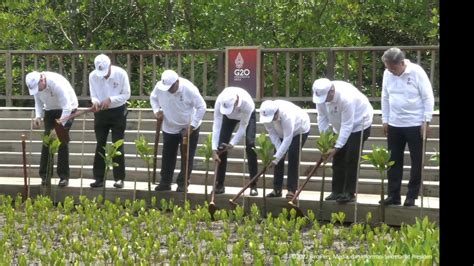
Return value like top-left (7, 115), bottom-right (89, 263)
top-left (259, 100), bottom-right (311, 199)
top-left (89, 54), bottom-right (131, 189)
top-left (211, 87), bottom-right (258, 195)
top-left (313, 78), bottom-right (373, 203)
top-left (150, 69), bottom-right (206, 192)
top-left (380, 47), bottom-right (435, 207)
top-left (25, 71), bottom-right (79, 187)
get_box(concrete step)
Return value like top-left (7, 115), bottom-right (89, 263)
top-left (0, 117), bottom-right (440, 139)
top-left (0, 177), bottom-right (439, 226)
top-left (0, 108), bottom-right (442, 125)
top-left (0, 163), bottom-right (439, 197)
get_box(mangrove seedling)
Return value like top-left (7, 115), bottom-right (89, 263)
top-left (135, 135), bottom-right (154, 203)
top-left (42, 131), bottom-right (61, 199)
top-left (361, 145), bottom-right (394, 223)
top-left (315, 130), bottom-right (338, 220)
top-left (197, 133), bottom-right (213, 201)
top-left (253, 133), bottom-right (275, 217)
top-left (98, 139), bottom-right (124, 201)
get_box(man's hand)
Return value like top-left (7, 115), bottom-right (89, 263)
top-left (100, 98), bottom-right (111, 110)
top-left (32, 118), bottom-right (41, 129)
top-left (383, 123), bottom-right (388, 137)
top-left (155, 110), bottom-right (164, 121)
top-left (180, 126), bottom-right (194, 138)
top-left (212, 150), bottom-right (221, 163)
top-left (220, 143), bottom-right (233, 151)
top-left (91, 102), bottom-right (100, 113)
top-left (323, 148), bottom-right (338, 162)
top-left (49, 129), bottom-right (57, 139)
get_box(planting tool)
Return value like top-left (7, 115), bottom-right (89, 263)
top-left (208, 145), bottom-right (229, 218)
top-left (228, 161), bottom-right (272, 208)
top-left (21, 134), bottom-right (29, 201)
top-left (27, 110), bottom-right (34, 199)
top-left (54, 107), bottom-right (94, 144)
top-left (152, 112), bottom-right (164, 184)
top-left (353, 116), bottom-right (366, 223)
top-left (288, 157), bottom-right (325, 218)
top-left (182, 124), bottom-right (192, 203)
top-left (79, 113), bottom-right (86, 196)
top-left (420, 121), bottom-right (428, 217)
top-left (133, 110), bottom-right (143, 201)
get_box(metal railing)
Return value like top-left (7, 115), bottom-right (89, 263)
top-left (0, 46), bottom-right (438, 106)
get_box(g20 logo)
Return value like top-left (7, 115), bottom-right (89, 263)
top-left (234, 68), bottom-right (250, 77)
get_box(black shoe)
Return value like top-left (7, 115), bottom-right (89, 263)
top-left (379, 196), bottom-right (401, 205)
top-left (403, 198), bottom-right (416, 207)
top-left (154, 184), bottom-right (171, 191)
top-left (90, 180), bottom-right (104, 188)
top-left (176, 185), bottom-right (188, 192)
top-left (336, 193), bottom-right (356, 203)
top-left (266, 189), bottom-right (282, 197)
top-left (113, 180), bottom-right (124, 189)
top-left (325, 192), bottom-right (340, 201)
top-left (250, 187), bottom-right (258, 196)
top-left (213, 185), bottom-right (225, 194)
top-left (58, 178), bottom-right (69, 187)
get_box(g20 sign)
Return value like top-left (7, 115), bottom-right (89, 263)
top-left (225, 46), bottom-right (261, 99)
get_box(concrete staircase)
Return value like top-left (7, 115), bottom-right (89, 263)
top-left (0, 107), bottom-right (439, 196)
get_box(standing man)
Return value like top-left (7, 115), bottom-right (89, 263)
top-left (312, 78), bottom-right (373, 203)
top-left (150, 69), bottom-right (206, 192)
top-left (26, 71), bottom-right (79, 187)
top-left (259, 100), bottom-right (310, 199)
top-left (380, 47), bottom-right (434, 207)
top-left (89, 54), bottom-right (131, 188)
top-left (212, 87), bottom-right (258, 195)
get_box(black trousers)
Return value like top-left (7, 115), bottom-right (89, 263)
top-left (331, 127), bottom-right (371, 195)
top-left (39, 109), bottom-right (75, 180)
top-left (93, 105), bottom-right (127, 181)
top-left (387, 125), bottom-right (423, 200)
top-left (216, 111), bottom-right (258, 187)
top-left (160, 126), bottom-right (200, 187)
top-left (273, 132), bottom-right (309, 192)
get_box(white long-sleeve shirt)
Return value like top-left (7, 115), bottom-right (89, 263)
top-left (382, 59), bottom-right (435, 127)
top-left (212, 87), bottom-right (255, 150)
top-left (89, 65), bottom-right (131, 108)
top-left (34, 72), bottom-right (79, 123)
top-left (316, 81), bottom-right (373, 149)
top-left (262, 100), bottom-right (310, 162)
top-left (150, 77), bottom-right (206, 134)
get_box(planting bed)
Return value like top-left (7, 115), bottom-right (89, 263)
top-left (0, 195), bottom-right (438, 265)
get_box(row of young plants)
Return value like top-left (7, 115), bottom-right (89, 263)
top-left (0, 194), bottom-right (438, 265)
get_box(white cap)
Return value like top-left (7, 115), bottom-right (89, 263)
top-left (312, 78), bottom-right (333, 104)
top-left (25, 71), bottom-right (41, 95)
top-left (219, 93), bottom-right (237, 115)
top-left (259, 100), bottom-right (278, 123)
top-left (94, 54), bottom-right (111, 77)
top-left (156, 70), bottom-right (179, 91)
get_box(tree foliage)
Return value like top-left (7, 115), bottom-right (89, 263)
top-left (0, 1), bottom-right (439, 50)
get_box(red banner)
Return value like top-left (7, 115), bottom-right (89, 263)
top-left (225, 46), bottom-right (261, 99)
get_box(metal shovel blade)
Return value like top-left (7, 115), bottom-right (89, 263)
top-left (288, 201), bottom-right (305, 218)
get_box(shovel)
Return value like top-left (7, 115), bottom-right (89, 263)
top-left (152, 114), bottom-right (164, 184)
top-left (229, 162), bottom-right (272, 208)
top-left (208, 145), bottom-right (229, 218)
top-left (420, 121), bottom-right (428, 217)
top-left (21, 134), bottom-right (29, 201)
top-left (54, 107), bottom-right (94, 144)
top-left (353, 116), bottom-right (367, 223)
top-left (287, 157), bottom-right (325, 218)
